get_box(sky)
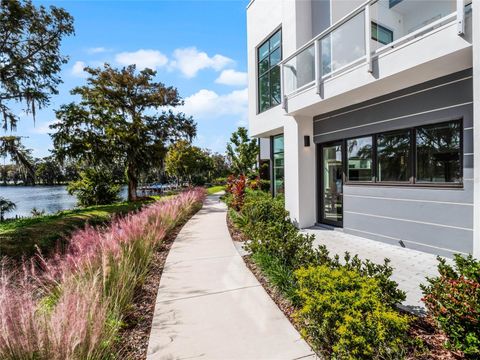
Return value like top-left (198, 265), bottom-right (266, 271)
top-left (8, 0), bottom-right (249, 159)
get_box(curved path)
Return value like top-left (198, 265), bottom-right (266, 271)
top-left (147, 194), bottom-right (315, 360)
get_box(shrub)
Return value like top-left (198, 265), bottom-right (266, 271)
top-left (421, 254), bottom-right (480, 357)
top-left (67, 167), bottom-right (121, 206)
top-left (248, 177), bottom-right (270, 192)
top-left (313, 245), bottom-right (406, 307)
top-left (295, 265), bottom-right (410, 359)
top-left (226, 174), bottom-right (247, 211)
top-left (213, 177), bottom-right (227, 186)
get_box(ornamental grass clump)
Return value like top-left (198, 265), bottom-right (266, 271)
top-left (0, 188), bottom-right (205, 360)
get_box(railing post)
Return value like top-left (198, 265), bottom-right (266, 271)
top-left (457, 0), bottom-right (465, 35)
top-left (314, 38), bottom-right (321, 96)
top-left (280, 63), bottom-right (286, 110)
top-left (365, 2), bottom-right (373, 73)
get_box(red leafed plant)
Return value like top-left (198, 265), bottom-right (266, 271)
top-left (230, 175), bottom-right (247, 211)
top-left (421, 254), bottom-right (480, 358)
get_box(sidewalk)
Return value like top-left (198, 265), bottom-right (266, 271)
top-left (147, 194), bottom-right (315, 360)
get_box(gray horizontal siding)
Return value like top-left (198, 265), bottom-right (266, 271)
top-left (344, 194), bottom-right (473, 229)
top-left (344, 212), bottom-right (473, 256)
top-left (344, 181), bottom-right (473, 204)
top-left (314, 69), bottom-right (474, 257)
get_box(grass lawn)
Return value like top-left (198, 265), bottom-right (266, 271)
top-left (206, 185), bottom-right (225, 195)
top-left (0, 200), bottom-right (150, 260)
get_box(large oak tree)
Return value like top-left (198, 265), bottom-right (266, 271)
top-left (0, 0), bottom-right (74, 130)
top-left (51, 64), bottom-right (196, 201)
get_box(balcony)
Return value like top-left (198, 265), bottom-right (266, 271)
top-left (280, 0), bottom-right (472, 116)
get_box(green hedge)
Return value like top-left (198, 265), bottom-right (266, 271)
top-left (228, 188), bottom-right (409, 358)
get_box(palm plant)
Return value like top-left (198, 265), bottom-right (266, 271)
top-left (0, 136), bottom-right (35, 184)
top-left (0, 196), bottom-right (16, 221)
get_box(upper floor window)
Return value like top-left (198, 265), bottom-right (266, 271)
top-left (258, 29), bottom-right (282, 113)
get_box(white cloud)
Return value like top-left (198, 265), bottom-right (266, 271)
top-left (115, 49), bottom-right (168, 70)
top-left (215, 69), bottom-right (248, 86)
top-left (71, 61), bottom-right (87, 77)
top-left (87, 47), bottom-right (109, 54)
top-left (182, 88), bottom-right (248, 121)
top-left (170, 47), bottom-right (233, 78)
top-left (31, 120), bottom-right (59, 135)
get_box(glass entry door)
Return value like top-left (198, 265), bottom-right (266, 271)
top-left (320, 142), bottom-right (344, 227)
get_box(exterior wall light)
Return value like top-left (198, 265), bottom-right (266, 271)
top-left (304, 135), bottom-right (310, 147)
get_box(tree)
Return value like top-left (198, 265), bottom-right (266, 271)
top-left (226, 127), bottom-right (259, 176)
top-left (0, 136), bottom-right (35, 183)
top-left (206, 151), bottom-right (230, 180)
top-left (165, 140), bottom-right (211, 185)
top-left (51, 64), bottom-right (196, 201)
top-left (0, 197), bottom-right (16, 221)
top-left (35, 156), bottom-right (62, 185)
top-left (0, 0), bottom-right (74, 130)
top-left (67, 167), bottom-right (121, 206)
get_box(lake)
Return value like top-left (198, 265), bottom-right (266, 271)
top-left (0, 186), bottom-right (128, 219)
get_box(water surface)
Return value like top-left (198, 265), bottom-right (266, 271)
top-left (0, 186), bottom-right (127, 219)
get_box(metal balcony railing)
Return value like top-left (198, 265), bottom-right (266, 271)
top-left (280, 0), bottom-right (471, 109)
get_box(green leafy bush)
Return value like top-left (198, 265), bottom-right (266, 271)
top-left (67, 167), bottom-right (121, 206)
top-left (295, 265), bottom-right (410, 359)
top-left (421, 254), bottom-right (480, 357)
top-left (313, 245), bottom-right (406, 307)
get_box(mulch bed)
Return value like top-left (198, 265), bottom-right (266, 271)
top-left (226, 214), bottom-right (247, 242)
top-left (117, 205), bottom-right (202, 359)
top-left (226, 213), bottom-right (464, 360)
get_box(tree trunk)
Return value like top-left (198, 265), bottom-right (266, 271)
top-left (127, 162), bottom-right (138, 202)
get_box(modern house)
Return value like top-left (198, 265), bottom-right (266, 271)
top-left (247, 0), bottom-right (480, 258)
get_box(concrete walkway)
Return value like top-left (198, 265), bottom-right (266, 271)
top-left (305, 227), bottom-right (450, 313)
top-left (147, 194), bottom-right (315, 360)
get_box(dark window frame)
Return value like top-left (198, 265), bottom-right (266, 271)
top-left (371, 21), bottom-right (394, 45)
top-left (376, 128), bottom-right (412, 183)
top-left (270, 133), bottom-right (285, 197)
top-left (346, 135), bottom-right (374, 183)
top-left (257, 28), bottom-right (282, 114)
top-left (342, 119), bottom-right (463, 188)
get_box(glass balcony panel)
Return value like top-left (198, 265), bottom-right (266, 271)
top-left (283, 44), bottom-right (315, 95)
top-left (321, 11), bottom-right (366, 76)
top-left (371, 0), bottom-right (456, 51)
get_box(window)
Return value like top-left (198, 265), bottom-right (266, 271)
top-left (371, 22), bottom-right (393, 45)
top-left (347, 136), bottom-right (373, 181)
top-left (341, 119), bottom-right (462, 186)
top-left (258, 29), bottom-right (282, 113)
top-left (272, 134), bottom-right (284, 196)
top-left (377, 130), bottom-right (411, 182)
top-left (416, 121), bottom-right (462, 183)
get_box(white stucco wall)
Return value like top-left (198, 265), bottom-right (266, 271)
top-left (472, 1), bottom-right (480, 259)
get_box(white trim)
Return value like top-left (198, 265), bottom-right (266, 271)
top-left (465, 153), bottom-right (474, 156)
top-left (344, 210), bottom-right (473, 231)
top-left (314, 102), bottom-right (473, 137)
top-left (314, 76), bottom-right (472, 123)
top-left (464, 127), bottom-right (474, 130)
top-left (344, 227), bottom-right (469, 255)
top-left (344, 194), bottom-right (473, 206)
top-left (472, 0), bottom-right (480, 258)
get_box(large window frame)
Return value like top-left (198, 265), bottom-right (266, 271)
top-left (341, 119), bottom-right (463, 187)
top-left (257, 28), bottom-right (282, 114)
top-left (270, 134), bottom-right (284, 197)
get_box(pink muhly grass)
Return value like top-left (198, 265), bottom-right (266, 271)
top-left (0, 188), bottom-right (205, 359)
